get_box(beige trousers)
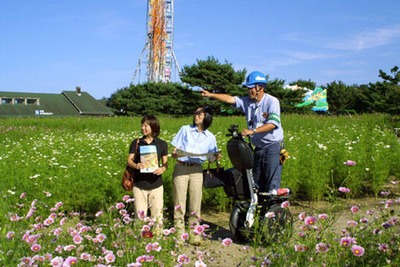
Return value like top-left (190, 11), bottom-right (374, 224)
top-left (132, 185), bottom-right (164, 223)
top-left (172, 163), bottom-right (203, 230)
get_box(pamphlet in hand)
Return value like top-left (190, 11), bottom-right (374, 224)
top-left (140, 145), bottom-right (158, 173)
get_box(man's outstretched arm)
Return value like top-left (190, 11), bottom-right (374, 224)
top-left (200, 89), bottom-right (236, 104)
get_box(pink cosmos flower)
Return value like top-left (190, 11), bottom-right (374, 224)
top-left (265, 212), bottom-right (275, 218)
top-left (343, 160), bottom-right (356, 166)
top-left (145, 243), bottom-right (154, 252)
top-left (31, 243), bottom-right (41, 252)
top-left (304, 216), bottom-right (317, 226)
top-left (347, 221), bottom-right (358, 226)
top-left (177, 254), bottom-right (190, 264)
top-left (138, 210), bottom-right (146, 219)
top-left (315, 242), bottom-right (329, 253)
top-left (116, 202), bottom-right (125, 209)
top-left (298, 212), bottom-right (306, 220)
top-left (50, 256), bottom-right (63, 266)
top-left (60, 218), bottom-right (67, 226)
top-left (6, 231), bottom-right (15, 240)
top-left (80, 253), bottom-right (90, 260)
top-left (136, 255), bottom-right (147, 264)
top-left (153, 242), bottom-right (161, 252)
top-left (73, 235), bottom-right (82, 244)
top-left (379, 243), bottom-right (389, 252)
top-left (294, 244), bottom-right (307, 252)
top-left (339, 187), bottom-right (351, 193)
top-left (281, 201), bottom-right (290, 209)
top-left (340, 237), bottom-right (356, 247)
top-left (174, 205), bottom-right (181, 210)
top-left (64, 256), bottom-right (78, 265)
top-left (96, 233), bottom-right (107, 242)
top-left (181, 233), bottom-right (189, 241)
top-left (53, 228), bottom-right (62, 236)
top-left (20, 192), bottom-right (27, 199)
top-left (105, 253), bottom-right (115, 263)
top-left (318, 214), bottom-right (328, 220)
top-left (351, 206), bottom-right (359, 213)
top-left (351, 245), bottom-right (365, 257)
top-left (44, 218), bottom-right (54, 226)
top-left (195, 260), bottom-right (207, 267)
top-left (95, 211), bottom-right (103, 217)
top-left (222, 238), bottom-right (233, 246)
top-left (194, 225), bottom-right (205, 235)
top-left (163, 229), bottom-right (171, 236)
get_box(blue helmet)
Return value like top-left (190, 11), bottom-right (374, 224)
top-left (242, 71), bottom-right (267, 88)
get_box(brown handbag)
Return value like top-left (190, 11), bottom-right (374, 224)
top-left (122, 139), bottom-right (139, 191)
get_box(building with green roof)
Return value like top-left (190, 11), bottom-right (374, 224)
top-left (0, 89), bottom-right (113, 117)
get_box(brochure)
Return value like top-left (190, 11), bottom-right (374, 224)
top-left (140, 145), bottom-right (158, 173)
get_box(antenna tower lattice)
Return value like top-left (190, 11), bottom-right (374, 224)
top-left (132, 0), bottom-right (180, 84)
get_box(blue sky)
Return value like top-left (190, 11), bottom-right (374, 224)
top-left (1, 0), bottom-right (399, 99)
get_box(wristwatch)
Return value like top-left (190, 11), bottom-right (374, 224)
top-left (253, 128), bottom-right (257, 134)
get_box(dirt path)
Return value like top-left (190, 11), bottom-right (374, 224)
top-left (184, 182), bottom-right (400, 266)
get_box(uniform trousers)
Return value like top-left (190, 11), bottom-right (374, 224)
top-left (172, 163), bottom-right (203, 230)
top-left (253, 142), bottom-right (282, 192)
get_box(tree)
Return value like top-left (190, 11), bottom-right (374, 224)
top-left (180, 56), bottom-right (247, 114)
top-left (107, 82), bottom-right (202, 116)
top-left (379, 66), bottom-right (400, 85)
top-left (289, 79), bottom-right (316, 91)
top-left (326, 81), bottom-right (358, 113)
top-left (180, 56), bottom-right (246, 95)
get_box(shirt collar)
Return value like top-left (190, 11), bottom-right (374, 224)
top-left (189, 125), bottom-right (209, 136)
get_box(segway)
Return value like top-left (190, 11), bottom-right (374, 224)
top-left (224, 125), bottom-right (293, 243)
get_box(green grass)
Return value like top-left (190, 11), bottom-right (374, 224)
top-left (0, 114), bottom-right (399, 217)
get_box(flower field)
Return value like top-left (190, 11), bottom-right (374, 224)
top-left (1, 114), bottom-right (399, 266)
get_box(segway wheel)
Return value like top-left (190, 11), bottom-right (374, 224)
top-left (229, 201), bottom-right (250, 242)
top-left (261, 204), bottom-right (293, 242)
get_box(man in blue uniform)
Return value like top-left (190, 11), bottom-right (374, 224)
top-left (200, 71), bottom-right (284, 192)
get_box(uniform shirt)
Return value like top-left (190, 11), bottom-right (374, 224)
top-left (171, 125), bottom-right (218, 164)
top-left (129, 137), bottom-right (168, 190)
top-left (234, 94), bottom-right (284, 147)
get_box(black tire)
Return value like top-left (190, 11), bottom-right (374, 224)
top-left (260, 204), bottom-right (293, 241)
top-left (229, 201), bottom-right (250, 242)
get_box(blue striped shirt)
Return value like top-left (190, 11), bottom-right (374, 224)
top-left (234, 94), bottom-right (284, 147)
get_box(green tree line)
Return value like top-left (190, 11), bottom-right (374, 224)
top-left (107, 57), bottom-right (400, 115)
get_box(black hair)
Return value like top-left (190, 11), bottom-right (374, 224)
top-left (193, 106), bottom-right (213, 130)
top-left (141, 115), bottom-right (160, 137)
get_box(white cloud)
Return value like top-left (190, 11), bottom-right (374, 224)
top-left (326, 24), bottom-right (400, 51)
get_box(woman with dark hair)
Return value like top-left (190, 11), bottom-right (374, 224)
top-left (127, 115), bottom-right (168, 228)
top-left (171, 106), bottom-right (220, 243)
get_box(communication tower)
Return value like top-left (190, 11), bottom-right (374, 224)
top-left (132, 0), bottom-right (180, 84)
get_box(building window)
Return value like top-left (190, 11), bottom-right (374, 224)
top-left (1, 98), bottom-right (12, 104)
top-left (14, 98), bottom-right (25, 104)
top-left (27, 98), bottom-right (39, 105)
